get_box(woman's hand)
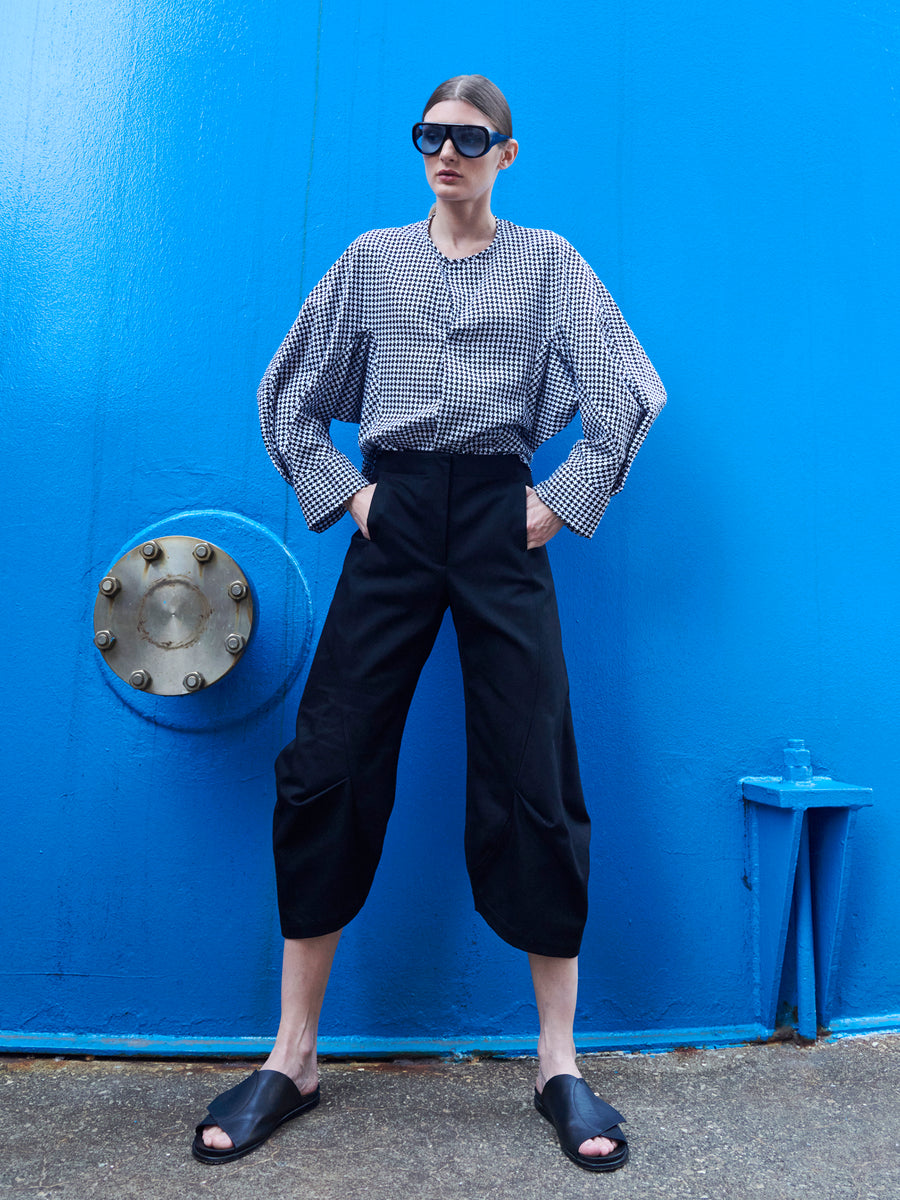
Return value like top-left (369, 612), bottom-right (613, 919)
top-left (344, 483), bottom-right (377, 539)
top-left (525, 486), bottom-right (564, 549)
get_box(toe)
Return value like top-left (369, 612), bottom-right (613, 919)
top-left (202, 1124), bottom-right (235, 1150)
top-left (578, 1135), bottom-right (617, 1158)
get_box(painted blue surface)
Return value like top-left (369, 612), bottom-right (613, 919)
top-left (2, 0), bottom-right (899, 1052)
top-left (742, 745), bottom-right (874, 1038)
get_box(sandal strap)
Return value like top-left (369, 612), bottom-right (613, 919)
top-left (536, 1075), bottom-right (626, 1149)
top-left (198, 1069), bottom-right (310, 1147)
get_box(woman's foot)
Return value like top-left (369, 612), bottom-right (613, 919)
top-left (535, 1055), bottom-right (619, 1159)
top-left (200, 1050), bottom-right (319, 1150)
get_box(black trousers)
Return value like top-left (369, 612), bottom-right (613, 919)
top-left (273, 451), bottom-right (590, 958)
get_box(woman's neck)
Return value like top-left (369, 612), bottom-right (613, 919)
top-left (429, 199), bottom-right (497, 259)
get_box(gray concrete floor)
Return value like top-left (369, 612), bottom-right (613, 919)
top-left (2, 1034), bottom-right (898, 1199)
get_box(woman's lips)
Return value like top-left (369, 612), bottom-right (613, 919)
top-left (437, 170), bottom-right (461, 180)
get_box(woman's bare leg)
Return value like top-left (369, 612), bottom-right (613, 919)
top-left (202, 930), bottom-right (341, 1150)
top-left (529, 952), bottom-right (617, 1159)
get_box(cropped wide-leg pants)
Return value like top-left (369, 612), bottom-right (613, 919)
top-left (273, 451), bottom-right (591, 958)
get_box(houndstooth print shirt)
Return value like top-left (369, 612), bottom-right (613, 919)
top-left (258, 218), bottom-right (665, 537)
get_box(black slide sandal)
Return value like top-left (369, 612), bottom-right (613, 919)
top-left (192, 1069), bottom-right (320, 1164)
top-left (534, 1074), bottom-right (629, 1172)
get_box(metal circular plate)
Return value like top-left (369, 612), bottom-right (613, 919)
top-left (93, 536), bottom-right (254, 695)
top-left (92, 510), bottom-right (312, 732)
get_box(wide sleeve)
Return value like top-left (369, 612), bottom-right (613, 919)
top-left (258, 241), bottom-right (372, 532)
top-left (533, 247), bottom-right (666, 537)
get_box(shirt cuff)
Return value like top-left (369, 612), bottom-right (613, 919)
top-left (534, 469), bottom-right (611, 539)
top-left (292, 451), bottom-right (370, 533)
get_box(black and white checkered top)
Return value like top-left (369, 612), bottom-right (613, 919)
top-left (259, 218), bottom-right (666, 537)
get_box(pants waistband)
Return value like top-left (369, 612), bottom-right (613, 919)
top-left (373, 450), bottom-right (531, 481)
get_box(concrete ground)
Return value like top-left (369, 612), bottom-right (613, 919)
top-left (2, 1034), bottom-right (898, 1200)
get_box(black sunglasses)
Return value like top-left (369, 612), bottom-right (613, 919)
top-left (412, 122), bottom-right (510, 159)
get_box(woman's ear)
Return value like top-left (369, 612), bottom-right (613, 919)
top-left (497, 138), bottom-right (519, 171)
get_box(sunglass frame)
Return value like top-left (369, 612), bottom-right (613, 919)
top-left (411, 122), bottom-right (510, 158)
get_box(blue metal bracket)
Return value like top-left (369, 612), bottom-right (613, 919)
top-left (741, 741), bottom-right (872, 1040)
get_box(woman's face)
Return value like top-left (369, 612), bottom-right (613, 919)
top-left (421, 98), bottom-right (517, 206)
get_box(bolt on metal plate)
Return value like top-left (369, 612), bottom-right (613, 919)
top-left (93, 535), bottom-right (254, 695)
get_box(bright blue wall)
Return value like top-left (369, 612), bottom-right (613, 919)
top-left (2, 0), bottom-right (899, 1053)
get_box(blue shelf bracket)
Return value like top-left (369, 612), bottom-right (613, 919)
top-left (741, 741), bottom-right (873, 1040)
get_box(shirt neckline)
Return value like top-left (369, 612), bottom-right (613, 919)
top-left (422, 216), bottom-right (505, 263)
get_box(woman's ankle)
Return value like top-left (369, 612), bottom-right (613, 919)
top-left (263, 1042), bottom-right (319, 1093)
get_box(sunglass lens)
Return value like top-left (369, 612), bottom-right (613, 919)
top-left (415, 124), bottom-right (445, 154)
top-left (454, 126), bottom-right (488, 157)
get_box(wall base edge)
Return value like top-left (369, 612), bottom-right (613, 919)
top-left (0, 1024), bottom-right (770, 1058)
top-left (826, 1013), bottom-right (900, 1038)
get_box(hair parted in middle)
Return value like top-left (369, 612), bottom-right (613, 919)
top-left (422, 74), bottom-right (513, 137)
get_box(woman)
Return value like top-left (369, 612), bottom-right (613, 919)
top-left (193, 74), bottom-right (665, 1173)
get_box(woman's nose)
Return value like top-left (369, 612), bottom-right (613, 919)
top-left (439, 136), bottom-right (457, 158)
